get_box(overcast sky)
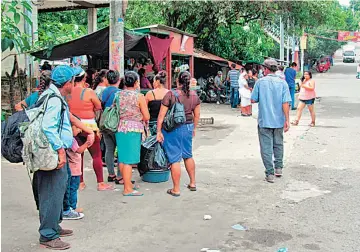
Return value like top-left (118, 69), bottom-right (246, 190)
top-left (338, 0), bottom-right (350, 7)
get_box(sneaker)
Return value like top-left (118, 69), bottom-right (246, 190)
top-left (40, 238), bottom-right (71, 250)
top-left (63, 209), bottom-right (84, 220)
top-left (275, 168), bottom-right (283, 177)
top-left (59, 229), bottom-right (73, 237)
top-left (265, 175), bottom-right (275, 183)
top-left (217, 101), bottom-right (220, 105)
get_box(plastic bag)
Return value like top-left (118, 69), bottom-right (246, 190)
top-left (138, 136), bottom-right (157, 176)
top-left (150, 143), bottom-right (169, 171)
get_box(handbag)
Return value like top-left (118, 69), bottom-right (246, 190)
top-left (99, 92), bottom-right (120, 133)
top-left (162, 91), bottom-right (186, 132)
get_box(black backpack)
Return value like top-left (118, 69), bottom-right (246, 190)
top-left (162, 91), bottom-right (186, 132)
top-left (1, 93), bottom-right (65, 163)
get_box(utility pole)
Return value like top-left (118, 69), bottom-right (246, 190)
top-left (109, 0), bottom-right (126, 77)
top-left (280, 16), bottom-right (284, 65)
top-left (286, 18), bottom-right (290, 66)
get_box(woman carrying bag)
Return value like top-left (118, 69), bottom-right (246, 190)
top-left (156, 71), bottom-right (201, 197)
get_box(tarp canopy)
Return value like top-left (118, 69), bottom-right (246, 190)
top-left (31, 27), bottom-right (147, 60)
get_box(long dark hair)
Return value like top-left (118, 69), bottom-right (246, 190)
top-left (301, 71), bottom-right (312, 82)
top-left (178, 71), bottom-right (191, 97)
top-left (155, 71), bottom-right (167, 86)
top-left (38, 70), bottom-right (51, 95)
top-left (93, 69), bottom-right (107, 90)
top-left (86, 69), bottom-right (95, 86)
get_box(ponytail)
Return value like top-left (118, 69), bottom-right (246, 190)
top-left (93, 69), bottom-right (107, 90)
top-left (178, 71), bottom-right (191, 97)
top-left (38, 70), bottom-right (51, 95)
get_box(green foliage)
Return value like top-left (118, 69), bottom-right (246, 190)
top-left (1, 0), bottom-right (33, 53)
top-left (17, 0), bottom-right (358, 62)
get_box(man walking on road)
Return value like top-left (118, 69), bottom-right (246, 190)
top-left (251, 59), bottom-right (291, 183)
top-left (284, 62), bottom-right (297, 110)
top-left (227, 63), bottom-right (240, 109)
top-left (34, 66), bottom-right (77, 250)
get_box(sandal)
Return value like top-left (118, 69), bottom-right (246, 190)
top-left (167, 189), bottom-right (180, 197)
top-left (97, 183), bottom-right (114, 191)
top-left (291, 120), bottom-right (299, 126)
top-left (123, 190), bottom-right (143, 196)
top-left (309, 122), bottom-right (315, 127)
top-left (114, 178), bottom-right (135, 185)
top-left (187, 185), bottom-right (197, 191)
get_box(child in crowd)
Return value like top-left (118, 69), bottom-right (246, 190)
top-left (64, 125), bottom-right (91, 220)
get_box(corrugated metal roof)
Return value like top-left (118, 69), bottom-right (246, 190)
top-left (133, 24), bottom-right (197, 38)
top-left (37, 0), bottom-right (109, 11)
top-left (194, 49), bottom-right (227, 62)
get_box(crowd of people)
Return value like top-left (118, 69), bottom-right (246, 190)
top-left (12, 58), bottom-right (319, 250)
top-left (16, 62), bottom-right (200, 250)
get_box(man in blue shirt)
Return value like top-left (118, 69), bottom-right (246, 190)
top-left (227, 63), bottom-right (240, 108)
top-left (251, 59), bottom-right (291, 183)
top-left (101, 70), bottom-right (121, 181)
top-left (284, 62), bottom-right (297, 110)
top-left (33, 65), bottom-right (94, 250)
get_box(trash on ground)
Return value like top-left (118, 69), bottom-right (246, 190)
top-left (241, 175), bottom-right (254, 179)
top-left (231, 224), bottom-right (247, 231)
top-left (203, 215), bottom-right (212, 220)
top-left (114, 189), bottom-right (121, 192)
top-left (277, 248), bottom-right (288, 252)
top-left (200, 248), bottom-right (210, 252)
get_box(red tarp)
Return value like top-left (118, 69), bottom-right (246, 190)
top-left (146, 35), bottom-right (173, 67)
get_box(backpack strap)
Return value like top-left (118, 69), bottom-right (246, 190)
top-left (102, 89), bottom-right (118, 107)
top-left (151, 91), bottom-right (156, 100)
top-left (41, 93), bottom-right (66, 135)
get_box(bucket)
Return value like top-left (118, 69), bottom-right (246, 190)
top-left (142, 170), bottom-right (170, 183)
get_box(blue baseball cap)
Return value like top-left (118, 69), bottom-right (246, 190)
top-left (73, 66), bottom-right (85, 77)
top-left (51, 65), bottom-right (75, 87)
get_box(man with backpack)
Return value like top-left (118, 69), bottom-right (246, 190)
top-left (34, 65), bottom-right (78, 250)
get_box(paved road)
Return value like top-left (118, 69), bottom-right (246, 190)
top-left (2, 61), bottom-right (360, 252)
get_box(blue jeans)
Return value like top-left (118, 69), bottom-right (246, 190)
top-left (33, 165), bottom-right (68, 242)
top-left (289, 86), bottom-right (296, 109)
top-left (103, 131), bottom-right (120, 177)
top-left (69, 176), bottom-right (80, 210)
top-left (230, 87), bottom-right (239, 108)
top-left (258, 126), bottom-right (284, 176)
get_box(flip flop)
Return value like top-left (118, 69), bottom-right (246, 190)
top-left (167, 189), bottom-right (180, 197)
top-left (123, 190), bottom-right (143, 196)
top-left (187, 185), bottom-right (197, 191)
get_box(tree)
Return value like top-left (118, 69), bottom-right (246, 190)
top-left (1, 0), bottom-right (33, 53)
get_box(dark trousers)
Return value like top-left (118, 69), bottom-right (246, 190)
top-left (258, 126), bottom-right (284, 176)
top-left (230, 87), bottom-right (239, 108)
top-left (33, 166), bottom-right (68, 242)
top-left (69, 176), bottom-right (81, 210)
top-left (63, 163), bottom-right (71, 212)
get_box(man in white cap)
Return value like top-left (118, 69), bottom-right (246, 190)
top-left (251, 58), bottom-right (291, 183)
